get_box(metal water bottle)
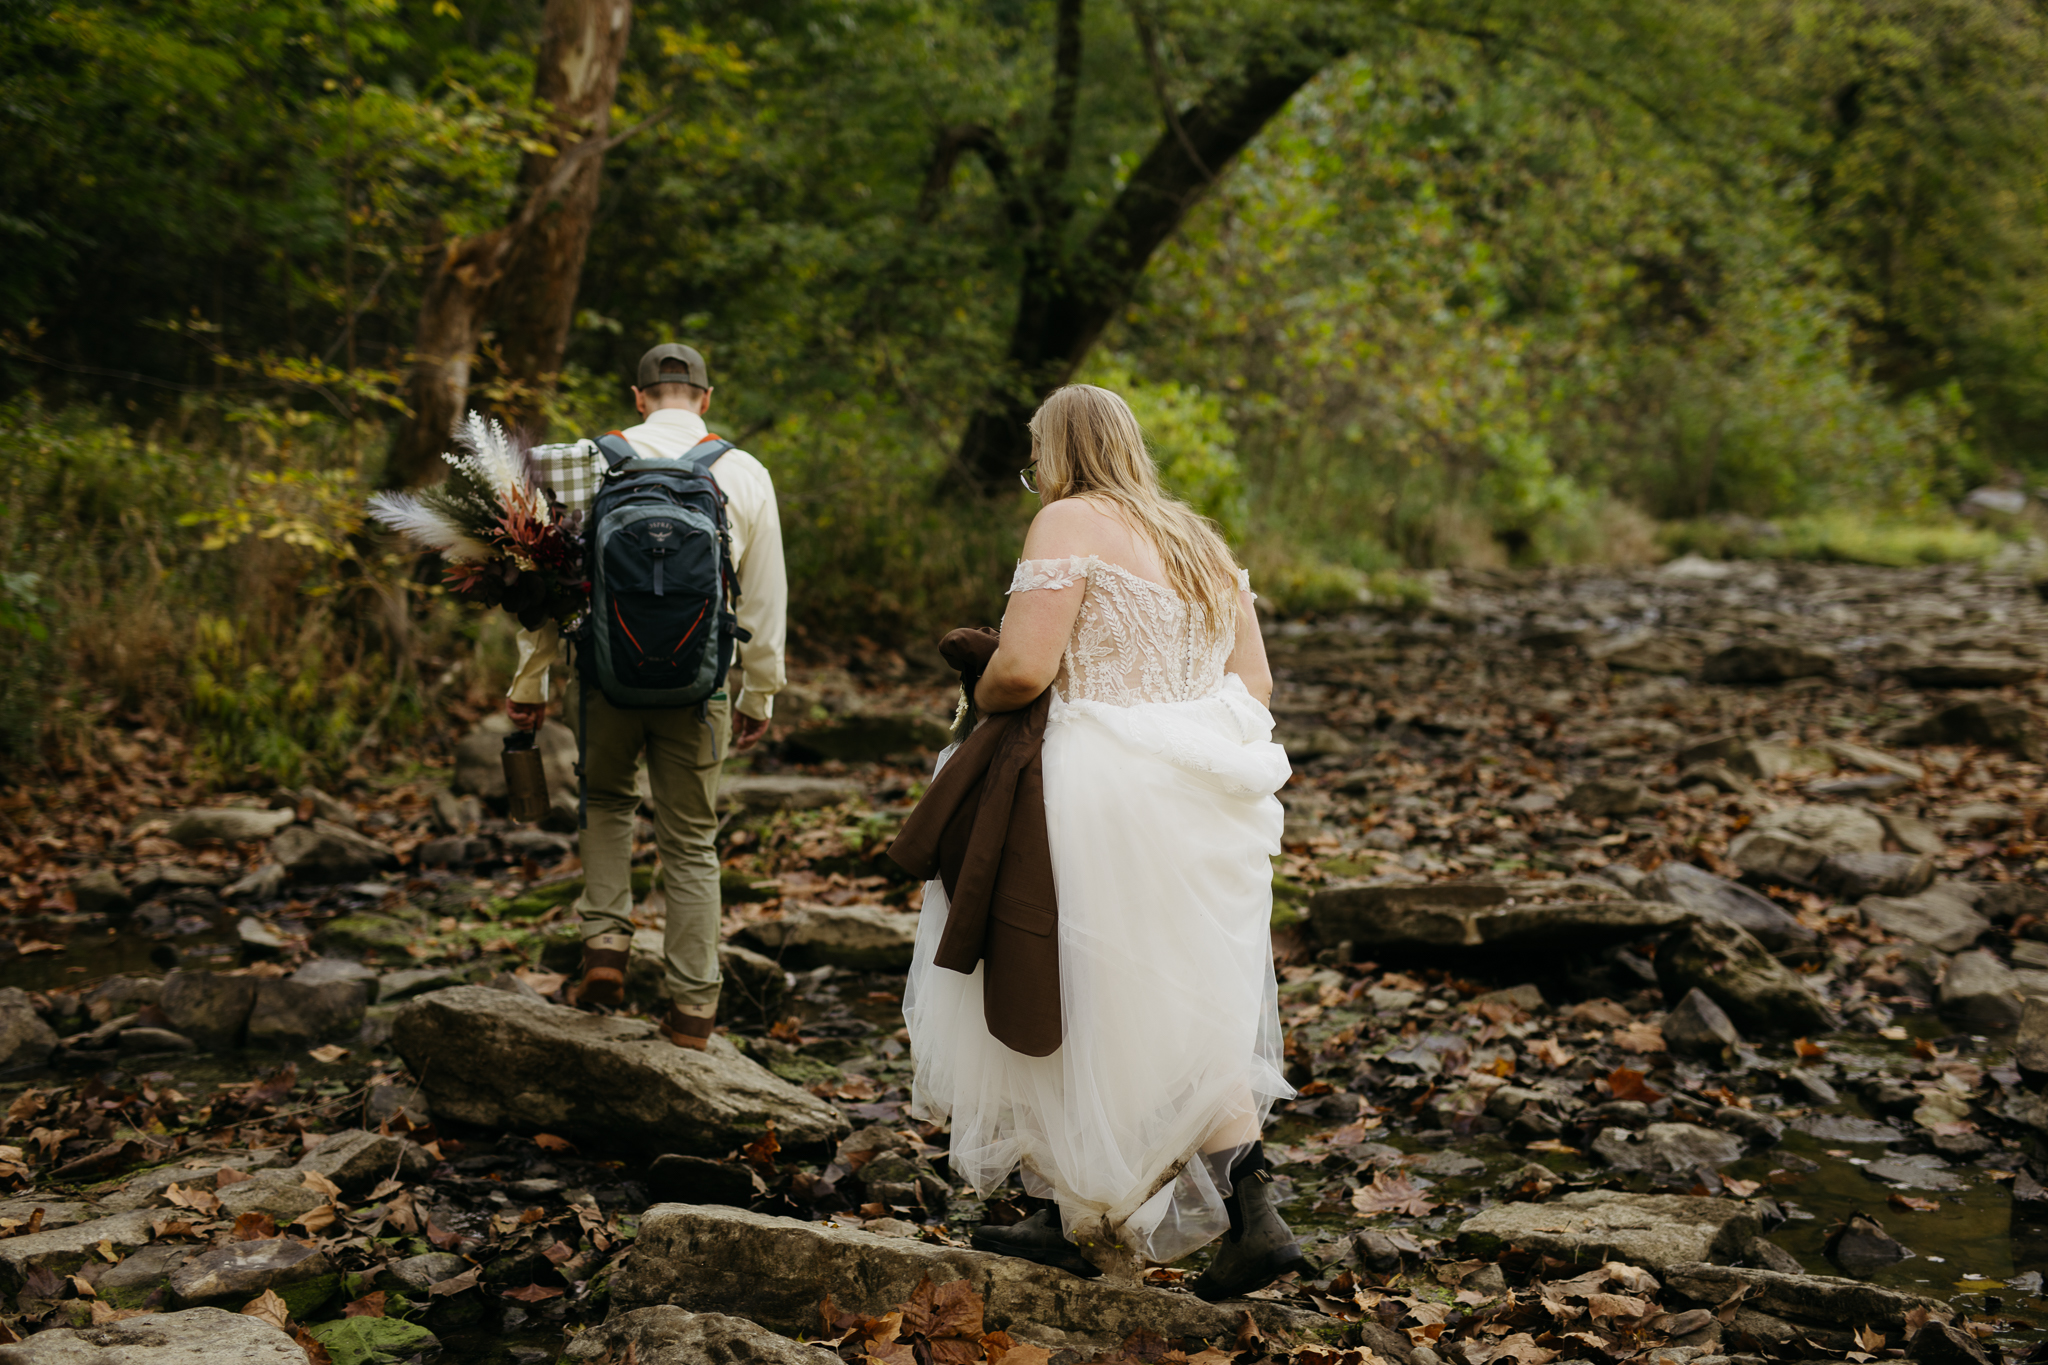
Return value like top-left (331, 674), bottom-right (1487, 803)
top-left (502, 730), bottom-right (550, 823)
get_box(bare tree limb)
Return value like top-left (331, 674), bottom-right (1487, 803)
top-left (1125, 0), bottom-right (1213, 181)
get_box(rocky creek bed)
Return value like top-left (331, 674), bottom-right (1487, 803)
top-left (3, 555), bottom-right (2048, 1363)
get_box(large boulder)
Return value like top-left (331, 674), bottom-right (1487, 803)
top-left (1861, 887), bottom-right (1991, 954)
top-left (565, 1306), bottom-right (826, 1365)
top-left (246, 968), bottom-right (370, 1045)
top-left (168, 807), bottom-right (294, 846)
top-left (0, 1306), bottom-right (304, 1364)
top-left (610, 1204), bottom-right (1320, 1353)
top-left (1639, 862), bottom-right (1814, 951)
top-left (270, 819), bottom-right (395, 884)
top-left (1457, 1191), bottom-right (1759, 1272)
top-left (736, 904), bottom-right (920, 972)
top-left (392, 987), bottom-right (847, 1158)
top-left (0, 989), bottom-right (57, 1073)
top-left (1655, 919), bottom-right (1834, 1036)
top-left (0, 1209), bottom-right (160, 1288)
top-left (1701, 642), bottom-right (1837, 685)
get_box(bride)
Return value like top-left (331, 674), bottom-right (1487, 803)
top-left (902, 384), bottom-right (1306, 1297)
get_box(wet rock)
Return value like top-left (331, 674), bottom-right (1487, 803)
top-left (1824, 1211), bottom-right (1912, 1275)
top-left (648, 1154), bottom-right (757, 1208)
top-left (1911, 1321), bottom-right (1994, 1365)
top-left (392, 987), bottom-right (847, 1158)
top-left (612, 1203), bottom-right (1320, 1352)
top-left (377, 1251), bottom-right (470, 1296)
top-left (1660, 1263), bottom-right (1951, 1330)
top-left (1861, 1155), bottom-right (1964, 1192)
top-left (1457, 1191), bottom-right (1759, 1272)
top-left (565, 1305), bottom-right (846, 1365)
top-left (1890, 699), bottom-right (2048, 762)
top-left (2015, 997), bottom-right (2048, 1075)
top-left (1639, 862), bottom-right (1813, 951)
top-left (246, 969), bottom-right (370, 1045)
top-left (1818, 851), bottom-right (1935, 900)
top-left (1897, 654), bottom-right (2042, 689)
top-left (1591, 1122), bottom-right (1745, 1176)
top-left (1860, 887), bottom-right (1991, 954)
top-left (215, 1169), bottom-right (328, 1224)
top-left (374, 967), bottom-right (458, 1003)
top-left (1746, 1237), bottom-right (1805, 1274)
top-left (0, 1306), bottom-right (305, 1363)
top-left (1701, 642), bottom-right (1837, 685)
top-left (1715, 1107), bottom-right (1784, 1148)
top-left (1563, 779), bottom-right (1660, 818)
top-left (295, 1128), bottom-right (432, 1193)
top-left (271, 819), bottom-right (396, 883)
top-left (1939, 949), bottom-right (2021, 1028)
top-left (235, 918), bottom-right (294, 955)
top-left (0, 989), bottom-right (58, 1072)
top-left (168, 1237), bottom-right (331, 1306)
top-left (169, 806), bottom-right (295, 846)
top-left (1655, 919), bottom-right (1834, 1036)
top-left (735, 904), bottom-right (920, 972)
top-left (1791, 1113), bottom-right (1896, 1143)
top-left (125, 862), bottom-right (228, 903)
top-left (69, 868), bottom-right (132, 918)
top-left (0, 1208), bottom-right (160, 1286)
top-left (1661, 988), bottom-right (1744, 1057)
top-left (718, 774), bottom-right (864, 813)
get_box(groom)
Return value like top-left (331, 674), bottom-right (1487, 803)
top-left (505, 343), bottom-right (788, 1048)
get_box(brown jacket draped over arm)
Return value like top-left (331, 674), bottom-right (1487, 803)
top-left (887, 629), bottom-right (1060, 1057)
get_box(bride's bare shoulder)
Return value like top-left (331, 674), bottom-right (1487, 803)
top-left (1022, 496), bottom-right (1126, 559)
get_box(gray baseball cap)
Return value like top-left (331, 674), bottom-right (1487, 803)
top-left (636, 342), bottom-right (708, 389)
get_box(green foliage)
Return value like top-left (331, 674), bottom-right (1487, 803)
top-left (1660, 512), bottom-right (2004, 566)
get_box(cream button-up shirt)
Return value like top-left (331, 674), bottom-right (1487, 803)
top-left (505, 407), bottom-right (788, 721)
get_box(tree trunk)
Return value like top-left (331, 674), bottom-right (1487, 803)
top-left (950, 33), bottom-right (1349, 494)
top-left (384, 0), bottom-right (634, 484)
top-left (493, 0), bottom-right (634, 435)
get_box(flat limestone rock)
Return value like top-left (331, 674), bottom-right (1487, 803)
top-left (1639, 862), bottom-right (1813, 950)
top-left (168, 807), bottom-right (295, 846)
top-left (612, 1204), bottom-right (1322, 1353)
top-left (168, 1237), bottom-right (330, 1305)
top-left (1861, 888), bottom-right (1991, 955)
top-left (392, 987), bottom-right (846, 1158)
top-left (1456, 1191), bottom-right (1759, 1272)
top-left (0, 1209), bottom-right (160, 1285)
top-left (1659, 1262), bottom-right (1952, 1329)
top-left (1309, 883), bottom-right (1689, 953)
top-left (0, 1306), bottom-right (304, 1364)
top-left (565, 1306), bottom-right (827, 1365)
top-left (1654, 919), bottom-right (1833, 1036)
top-left (718, 774), bottom-right (863, 813)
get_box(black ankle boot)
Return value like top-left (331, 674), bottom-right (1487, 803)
top-left (970, 1207), bottom-right (1102, 1279)
top-left (1189, 1145), bottom-right (1312, 1301)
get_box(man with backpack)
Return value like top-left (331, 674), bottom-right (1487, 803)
top-left (504, 342), bottom-right (787, 1049)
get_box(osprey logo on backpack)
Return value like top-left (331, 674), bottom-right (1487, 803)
top-left (576, 432), bottom-right (750, 710)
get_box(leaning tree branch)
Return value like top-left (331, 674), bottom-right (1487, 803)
top-left (918, 124), bottom-right (1033, 231)
top-left (1124, 0), bottom-right (1213, 181)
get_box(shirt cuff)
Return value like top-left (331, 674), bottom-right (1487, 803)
top-left (736, 690), bottom-right (774, 722)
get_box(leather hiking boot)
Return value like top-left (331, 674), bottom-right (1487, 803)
top-left (577, 933), bottom-right (632, 1009)
top-left (658, 1003), bottom-right (715, 1051)
top-left (970, 1208), bottom-right (1101, 1279)
top-left (1190, 1147), bottom-right (1313, 1302)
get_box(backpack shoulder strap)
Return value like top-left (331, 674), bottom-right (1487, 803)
top-left (686, 435), bottom-right (734, 476)
top-left (593, 432), bottom-right (638, 471)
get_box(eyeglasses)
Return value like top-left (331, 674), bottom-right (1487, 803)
top-left (1018, 465), bottom-right (1039, 494)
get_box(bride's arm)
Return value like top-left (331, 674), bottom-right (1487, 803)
top-left (1223, 589), bottom-right (1272, 706)
top-left (974, 502), bottom-right (1092, 712)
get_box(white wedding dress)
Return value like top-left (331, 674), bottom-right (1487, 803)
top-left (903, 555), bottom-right (1294, 1264)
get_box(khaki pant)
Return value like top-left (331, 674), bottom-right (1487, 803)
top-left (570, 682), bottom-right (729, 1017)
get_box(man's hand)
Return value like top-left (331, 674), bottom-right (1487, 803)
top-left (731, 711), bottom-right (770, 752)
top-left (506, 700), bottom-right (547, 731)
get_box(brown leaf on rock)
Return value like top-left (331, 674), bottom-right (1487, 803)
top-left (1525, 1039), bottom-right (1576, 1070)
top-left (1352, 1171), bottom-right (1438, 1217)
top-left (89, 1301), bottom-right (154, 1324)
top-left (215, 1167), bottom-right (251, 1189)
top-left (533, 1133), bottom-right (577, 1153)
top-left (293, 1204), bottom-right (337, 1235)
top-left (1889, 1192), bottom-right (1941, 1213)
top-left (342, 1291), bottom-right (386, 1318)
top-left (501, 1283), bottom-right (564, 1303)
top-left (1855, 1324), bottom-right (1886, 1352)
top-left (295, 1327), bottom-right (335, 1365)
top-left (165, 1181), bottom-right (221, 1215)
top-left (742, 1123), bottom-right (781, 1170)
top-left (232, 1211), bottom-right (279, 1240)
top-left (425, 1216), bottom-right (463, 1250)
top-left (986, 1336), bottom-right (1055, 1365)
top-left (1602, 1067), bottom-right (1663, 1104)
top-left (299, 1170), bottom-right (343, 1200)
top-left (241, 1288), bottom-right (290, 1332)
top-left (429, 1267), bottom-right (481, 1297)
top-left (1586, 1292), bottom-right (1650, 1320)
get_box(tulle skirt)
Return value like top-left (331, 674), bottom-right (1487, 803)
top-left (903, 676), bottom-right (1293, 1264)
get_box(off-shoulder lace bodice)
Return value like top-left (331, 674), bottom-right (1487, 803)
top-left (1008, 555), bottom-right (1249, 706)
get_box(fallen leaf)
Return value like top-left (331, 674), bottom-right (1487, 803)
top-left (429, 1267), bottom-right (481, 1297)
top-left (1889, 1192), bottom-right (1941, 1213)
top-left (215, 1167), bottom-right (251, 1189)
top-left (367, 1178), bottom-right (405, 1200)
top-left (1855, 1325), bottom-right (1886, 1352)
top-left (295, 1326), bottom-right (335, 1365)
top-left (1603, 1067), bottom-right (1664, 1104)
top-left (500, 1283), bottom-right (565, 1303)
top-left (513, 966), bottom-right (567, 996)
top-left (1794, 1037), bottom-right (1829, 1061)
top-left (742, 1123), bottom-right (781, 1169)
top-left (1351, 1171), bottom-right (1438, 1217)
top-left (533, 1133), bottom-right (577, 1153)
top-left (1526, 1038), bottom-right (1576, 1069)
top-left (424, 1217), bottom-right (463, 1251)
top-left (1586, 1292), bottom-right (1651, 1320)
top-left (294, 1204), bottom-right (337, 1235)
top-left (233, 1212), bottom-right (279, 1240)
top-left (67, 1273), bottom-right (95, 1297)
top-left (307, 1044), bottom-right (349, 1064)
top-left (1723, 1178), bottom-right (1761, 1198)
top-left (165, 1182), bottom-right (221, 1215)
top-left (300, 1170), bottom-right (343, 1199)
top-left (241, 1289), bottom-right (290, 1332)
top-left (342, 1291), bottom-right (386, 1318)
top-left (1610, 1024), bottom-right (1665, 1055)
top-left (89, 1301), bottom-right (154, 1324)
top-left (1524, 1139), bottom-right (1580, 1155)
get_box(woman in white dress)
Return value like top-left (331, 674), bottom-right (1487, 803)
top-left (902, 384), bottom-right (1306, 1297)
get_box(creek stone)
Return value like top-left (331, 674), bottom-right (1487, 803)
top-left (566, 1306), bottom-right (839, 1365)
top-left (718, 774), bottom-right (864, 813)
top-left (1714, 1106), bottom-right (1784, 1148)
top-left (1638, 862), bottom-right (1813, 951)
top-left (118, 1027), bottom-right (194, 1054)
top-left (376, 967), bottom-right (459, 1003)
top-left (378, 1251), bottom-right (470, 1295)
top-left (295, 1128), bottom-right (432, 1193)
top-left (1456, 1191), bottom-right (1759, 1272)
top-left (1701, 642), bottom-right (1837, 685)
top-left (1601, 635), bottom-right (1699, 674)
top-left (1878, 809), bottom-right (1947, 856)
top-left (1655, 919), bottom-right (1833, 1036)
top-left (1751, 803), bottom-right (1887, 855)
top-left (735, 904), bottom-right (920, 972)
top-left (168, 1237), bottom-right (331, 1306)
top-left (1861, 888), bottom-right (1992, 954)
top-left (1659, 1263), bottom-right (1951, 1330)
top-left (215, 1169), bottom-right (328, 1223)
top-left (1826, 1211), bottom-right (1913, 1275)
top-left (1818, 851), bottom-right (1935, 900)
top-left (0, 989), bottom-right (58, 1072)
top-left (1791, 1113), bottom-right (1897, 1144)
top-left (246, 970), bottom-right (369, 1045)
top-left (271, 819), bottom-right (397, 883)
top-left (648, 1154), bottom-right (757, 1208)
top-left (1563, 779), bottom-right (1660, 818)
top-left (2015, 996), bottom-right (2048, 1075)
top-left (168, 807), bottom-right (295, 846)
top-left (784, 713), bottom-right (951, 763)
top-left (1939, 949), bottom-right (2021, 1028)
top-left (1896, 654), bottom-right (2043, 689)
top-left (1660, 987), bottom-right (1743, 1057)
top-left (1913, 1322), bottom-right (1995, 1365)
top-left (1862, 1155), bottom-right (1965, 1192)
top-left (611, 1203), bottom-right (1321, 1353)
top-left (125, 863), bottom-right (228, 903)
top-left (1891, 699), bottom-right (2048, 762)
top-left (0, 1306), bottom-right (306, 1364)
top-left (1309, 884), bottom-right (1690, 953)
top-left (392, 987), bottom-right (847, 1158)
top-left (95, 1242), bottom-right (193, 1309)
top-left (1946, 800), bottom-right (2023, 836)
top-left (0, 1208), bottom-right (160, 1286)
top-left (69, 869), bottom-right (132, 918)
top-left (1728, 829), bottom-right (1828, 888)
top-left (1590, 1122), bottom-right (1745, 1176)
top-left (1817, 740), bottom-right (1925, 781)
top-left (624, 930), bottom-right (790, 1025)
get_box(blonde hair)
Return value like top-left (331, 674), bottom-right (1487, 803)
top-left (1029, 384), bottom-right (1240, 634)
